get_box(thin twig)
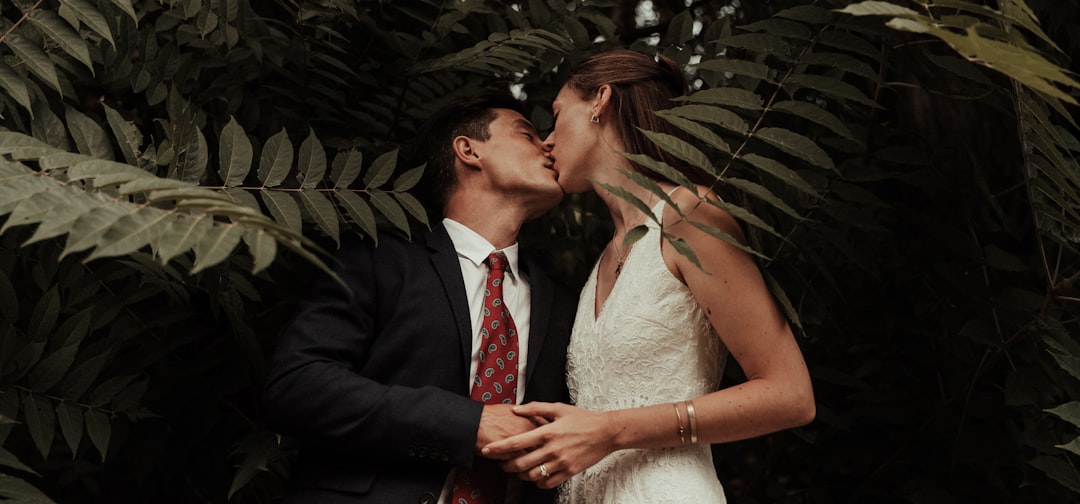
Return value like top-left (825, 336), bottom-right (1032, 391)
top-left (0, 0), bottom-right (46, 45)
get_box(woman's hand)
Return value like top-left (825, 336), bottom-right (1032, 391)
top-left (480, 402), bottom-right (617, 489)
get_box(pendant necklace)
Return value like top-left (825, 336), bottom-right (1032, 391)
top-left (612, 240), bottom-right (627, 277)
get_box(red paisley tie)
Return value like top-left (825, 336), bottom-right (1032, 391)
top-left (450, 252), bottom-right (520, 504)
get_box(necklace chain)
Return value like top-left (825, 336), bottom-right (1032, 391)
top-left (608, 187), bottom-right (667, 277)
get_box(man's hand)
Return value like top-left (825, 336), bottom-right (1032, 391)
top-left (475, 403), bottom-right (543, 453)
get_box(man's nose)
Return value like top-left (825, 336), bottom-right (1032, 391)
top-left (542, 136), bottom-right (554, 152)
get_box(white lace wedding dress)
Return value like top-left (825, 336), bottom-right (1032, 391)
top-left (559, 199), bottom-right (729, 504)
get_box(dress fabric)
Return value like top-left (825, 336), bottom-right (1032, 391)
top-left (559, 199), bottom-right (730, 504)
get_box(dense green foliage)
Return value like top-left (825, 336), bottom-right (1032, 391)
top-left (0, 0), bottom-right (1077, 502)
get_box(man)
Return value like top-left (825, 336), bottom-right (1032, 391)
top-left (261, 93), bottom-right (576, 504)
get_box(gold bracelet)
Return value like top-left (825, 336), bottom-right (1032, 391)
top-left (673, 401), bottom-right (686, 445)
top-left (687, 400), bottom-right (698, 444)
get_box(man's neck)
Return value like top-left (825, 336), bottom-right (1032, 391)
top-left (444, 201), bottom-right (527, 250)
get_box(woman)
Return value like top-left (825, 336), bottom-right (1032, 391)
top-left (480, 50), bottom-right (816, 502)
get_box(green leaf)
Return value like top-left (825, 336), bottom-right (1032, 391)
top-left (775, 4), bottom-right (832, 24)
top-left (784, 74), bottom-right (881, 109)
top-left (68, 159), bottom-right (150, 186)
top-left (595, 181), bottom-right (661, 228)
top-left (755, 127), bottom-right (836, 171)
top-left (836, 1), bottom-right (921, 17)
top-left (0, 132), bottom-right (60, 160)
top-left (89, 375), bottom-right (135, 408)
top-left (368, 190), bottom-right (410, 237)
top-left (219, 116), bottom-right (253, 187)
top-left (59, 350), bottom-right (111, 401)
top-left (85, 408), bottom-right (110, 462)
top-left (1029, 456), bottom-right (1080, 494)
top-left (1057, 436), bottom-right (1080, 457)
top-left (0, 270), bottom-right (17, 321)
top-left (109, 0), bottom-right (138, 21)
top-left (801, 52), bottom-right (882, 84)
top-left (705, 197), bottom-right (781, 237)
top-left (0, 447), bottom-right (39, 476)
top-left (888, 20), bottom-right (1080, 104)
top-left (102, 104), bottom-right (143, 166)
top-left (364, 149), bottom-right (399, 188)
top-left (393, 191), bottom-right (431, 229)
top-left (0, 189), bottom-right (60, 235)
top-left (0, 64), bottom-right (32, 114)
top-left (228, 431), bottom-right (277, 500)
top-left (2, 31), bottom-right (62, 94)
top-left (619, 152), bottom-right (697, 191)
top-left (55, 402), bottom-right (84, 459)
top-left (29, 345), bottom-right (79, 393)
top-left (765, 271), bottom-right (802, 331)
top-left (713, 33), bottom-right (791, 60)
top-left (157, 213), bottom-right (211, 265)
top-left (334, 190), bottom-right (378, 242)
top-left (0, 472), bottom-right (56, 502)
top-left (393, 164), bottom-right (425, 191)
top-left (59, 0), bottom-right (115, 46)
top-left (297, 190), bottom-right (340, 245)
top-left (191, 224), bottom-right (244, 274)
top-left (1046, 401), bottom-right (1080, 429)
top-left (258, 128), bottom-right (293, 187)
top-left (770, 100), bottom-right (858, 142)
top-left (741, 153), bottom-right (820, 197)
top-left (696, 58), bottom-right (771, 81)
top-left (688, 219), bottom-right (765, 259)
top-left (666, 104), bottom-right (749, 134)
top-left (23, 394), bottom-right (55, 460)
top-left (683, 88), bottom-right (763, 111)
top-left (243, 228), bottom-right (278, 274)
top-left (260, 191), bottom-right (302, 234)
top-left (330, 149), bottom-right (363, 188)
top-left (294, 130), bottom-right (326, 190)
top-left (656, 112), bottom-right (731, 154)
top-left (662, 231), bottom-right (703, 270)
top-left (724, 177), bottom-right (802, 219)
top-left (29, 9), bottom-right (94, 71)
top-left (28, 286), bottom-right (60, 343)
top-left (85, 207), bottom-right (173, 261)
top-left (639, 129), bottom-right (716, 177)
top-left (0, 387), bottom-right (19, 446)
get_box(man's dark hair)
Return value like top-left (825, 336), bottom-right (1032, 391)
top-left (414, 91), bottom-right (526, 213)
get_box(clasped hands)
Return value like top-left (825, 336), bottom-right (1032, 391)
top-left (476, 402), bottom-right (615, 489)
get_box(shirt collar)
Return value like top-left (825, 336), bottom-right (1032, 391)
top-left (442, 218), bottom-right (522, 281)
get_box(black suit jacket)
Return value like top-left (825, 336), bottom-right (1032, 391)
top-left (261, 223), bottom-right (577, 504)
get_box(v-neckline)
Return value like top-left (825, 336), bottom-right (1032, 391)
top-left (591, 238), bottom-right (641, 322)
top-left (591, 188), bottom-right (679, 322)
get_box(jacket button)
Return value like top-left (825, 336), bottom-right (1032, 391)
top-left (419, 492), bottom-right (436, 504)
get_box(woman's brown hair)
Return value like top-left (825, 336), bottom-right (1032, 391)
top-left (564, 49), bottom-right (712, 186)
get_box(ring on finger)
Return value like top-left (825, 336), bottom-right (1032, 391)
top-left (538, 463), bottom-right (549, 478)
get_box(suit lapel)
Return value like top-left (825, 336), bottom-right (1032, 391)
top-left (522, 255), bottom-right (552, 387)
top-left (426, 223), bottom-right (475, 375)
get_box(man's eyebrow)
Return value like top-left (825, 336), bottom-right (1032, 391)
top-left (513, 119), bottom-right (538, 132)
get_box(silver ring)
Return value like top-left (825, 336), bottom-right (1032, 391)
top-left (538, 463), bottom-right (549, 478)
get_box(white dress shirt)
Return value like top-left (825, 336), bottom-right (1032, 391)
top-left (438, 218), bottom-right (532, 503)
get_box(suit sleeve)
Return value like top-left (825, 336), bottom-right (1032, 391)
top-left (260, 238), bottom-right (483, 467)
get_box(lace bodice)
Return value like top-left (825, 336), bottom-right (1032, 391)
top-left (560, 199), bottom-right (729, 503)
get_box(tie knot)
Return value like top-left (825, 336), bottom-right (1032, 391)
top-left (486, 252), bottom-right (507, 275)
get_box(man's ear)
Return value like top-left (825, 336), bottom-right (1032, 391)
top-left (452, 135), bottom-right (482, 170)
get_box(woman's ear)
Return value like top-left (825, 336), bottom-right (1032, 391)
top-left (593, 84), bottom-right (614, 119)
top-left (452, 135), bottom-right (482, 170)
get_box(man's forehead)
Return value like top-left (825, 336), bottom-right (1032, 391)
top-left (492, 108), bottom-right (535, 129)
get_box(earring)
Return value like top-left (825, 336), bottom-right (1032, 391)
top-left (590, 115), bottom-right (600, 123)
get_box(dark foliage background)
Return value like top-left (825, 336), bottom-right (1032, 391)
top-left (0, 1), bottom-right (1078, 503)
